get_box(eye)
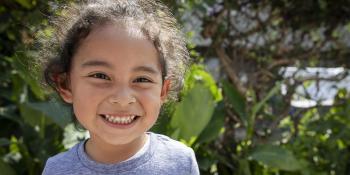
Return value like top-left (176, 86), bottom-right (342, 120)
top-left (88, 73), bottom-right (111, 80)
top-left (134, 77), bottom-right (152, 83)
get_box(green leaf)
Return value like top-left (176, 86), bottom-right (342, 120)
top-left (14, 0), bottom-right (34, 9)
top-left (0, 160), bottom-right (16, 175)
top-left (196, 101), bottom-right (225, 144)
top-left (10, 73), bottom-right (26, 103)
top-left (238, 159), bottom-right (251, 175)
top-left (0, 105), bottom-right (21, 124)
top-left (247, 82), bottom-right (281, 139)
top-left (151, 101), bottom-right (176, 135)
top-left (222, 81), bottom-right (247, 126)
top-left (19, 103), bottom-right (46, 128)
top-left (197, 157), bottom-right (216, 171)
top-left (251, 82), bottom-right (281, 117)
top-left (10, 53), bottom-right (45, 100)
top-left (171, 83), bottom-right (215, 141)
top-left (184, 64), bottom-right (222, 102)
top-left (249, 145), bottom-right (302, 171)
top-left (346, 22), bottom-right (350, 32)
top-left (0, 138), bottom-right (11, 146)
top-left (26, 100), bottom-right (71, 129)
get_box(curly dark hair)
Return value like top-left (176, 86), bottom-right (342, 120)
top-left (40, 0), bottom-right (190, 103)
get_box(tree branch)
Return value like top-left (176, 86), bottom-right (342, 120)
top-left (215, 46), bottom-right (247, 95)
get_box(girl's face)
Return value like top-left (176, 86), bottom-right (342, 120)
top-left (59, 24), bottom-right (169, 146)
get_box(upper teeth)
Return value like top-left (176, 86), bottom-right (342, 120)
top-left (105, 115), bottom-right (136, 124)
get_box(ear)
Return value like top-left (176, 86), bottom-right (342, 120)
top-left (160, 79), bottom-right (171, 103)
top-left (55, 74), bottom-right (73, 104)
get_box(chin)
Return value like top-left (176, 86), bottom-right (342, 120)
top-left (102, 134), bottom-right (144, 146)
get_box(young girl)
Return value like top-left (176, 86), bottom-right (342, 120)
top-left (41, 0), bottom-right (199, 174)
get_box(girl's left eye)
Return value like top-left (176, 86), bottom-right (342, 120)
top-left (134, 77), bottom-right (152, 83)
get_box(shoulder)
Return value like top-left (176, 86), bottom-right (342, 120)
top-left (148, 133), bottom-right (200, 175)
top-left (42, 143), bottom-right (82, 175)
top-left (151, 133), bottom-right (190, 149)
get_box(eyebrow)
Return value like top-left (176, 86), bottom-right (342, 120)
top-left (132, 66), bottom-right (159, 75)
top-left (81, 60), bottom-right (159, 74)
top-left (81, 60), bottom-right (113, 69)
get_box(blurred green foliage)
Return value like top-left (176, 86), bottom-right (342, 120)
top-left (1, 0), bottom-right (350, 175)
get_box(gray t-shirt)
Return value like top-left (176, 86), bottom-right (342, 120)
top-left (42, 132), bottom-right (200, 175)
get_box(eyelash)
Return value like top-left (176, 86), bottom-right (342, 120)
top-left (88, 73), bottom-right (110, 80)
top-left (134, 77), bottom-right (152, 83)
top-left (88, 73), bottom-right (152, 83)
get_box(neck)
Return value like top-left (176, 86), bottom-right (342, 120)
top-left (85, 133), bottom-right (146, 164)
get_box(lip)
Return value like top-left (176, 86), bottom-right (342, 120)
top-left (102, 113), bottom-right (138, 116)
top-left (99, 114), bottom-right (140, 129)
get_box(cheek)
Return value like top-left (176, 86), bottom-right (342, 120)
top-left (70, 83), bottom-right (108, 116)
top-left (138, 88), bottom-right (163, 112)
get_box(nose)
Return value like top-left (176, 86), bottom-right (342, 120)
top-left (108, 87), bottom-right (136, 106)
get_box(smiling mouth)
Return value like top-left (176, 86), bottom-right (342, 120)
top-left (100, 114), bottom-right (140, 125)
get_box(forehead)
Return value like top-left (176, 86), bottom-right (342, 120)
top-left (72, 23), bottom-right (161, 72)
top-left (86, 22), bottom-right (150, 46)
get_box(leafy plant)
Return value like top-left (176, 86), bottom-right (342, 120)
top-left (1, 0), bottom-right (350, 175)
